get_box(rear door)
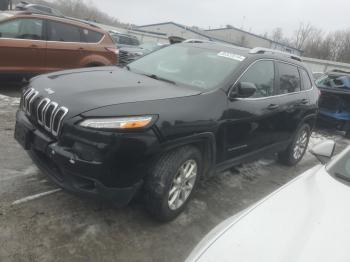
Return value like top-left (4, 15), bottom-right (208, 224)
top-left (0, 17), bottom-right (46, 74)
top-left (80, 28), bottom-right (105, 64)
top-left (46, 20), bottom-right (83, 71)
top-left (274, 61), bottom-right (307, 141)
top-left (224, 59), bottom-right (284, 160)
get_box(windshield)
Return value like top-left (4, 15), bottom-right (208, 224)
top-left (327, 147), bottom-right (350, 184)
top-left (128, 45), bottom-right (244, 90)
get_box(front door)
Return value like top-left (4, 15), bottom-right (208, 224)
top-left (223, 59), bottom-right (284, 160)
top-left (0, 18), bottom-right (46, 75)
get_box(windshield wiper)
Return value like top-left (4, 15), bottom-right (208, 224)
top-left (334, 172), bottom-right (350, 183)
top-left (142, 73), bottom-right (177, 85)
top-left (125, 65), bottom-right (131, 71)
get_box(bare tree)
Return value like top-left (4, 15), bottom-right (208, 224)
top-left (293, 22), bottom-right (316, 50)
top-left (271, 27), bottom-right (283, 42)
top-left (301, 28), bottom-right (350, 63)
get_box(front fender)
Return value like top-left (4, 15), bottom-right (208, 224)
top-left (160, 132), bottom-right (217, 176)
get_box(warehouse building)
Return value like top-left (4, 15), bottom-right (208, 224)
top-left (205, 27), bottom-right (302, 55)
top-left (137, 22), bottom-right (302, 55)
top-left (138, 22), bottom-right (214, 41)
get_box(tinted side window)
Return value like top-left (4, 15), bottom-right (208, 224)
top-left (277, 62), bottom-right (301, 94)
top-left (300, 69), bottom-right (313, 90)
top-left (82, 28), bottom-right (103, 43)
top-left (110, 34), bottom-right (119, 44)
top-left (0, 18), bottom-right (43, 40)
top-left (118, 35), bottom-right (129, 45)
top-left (48, 21), bottom-right (81, 42)
top-left (239, 60), bottom-right (275, 98)
top-left (129, 37), bottom-right (140, 46)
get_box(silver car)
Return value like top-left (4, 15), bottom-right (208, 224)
top-left (186, 140), bottom-right (350, 262)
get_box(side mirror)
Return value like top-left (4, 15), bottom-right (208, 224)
top-left (230, 82), bottom-right (257, 99)
top-left (310, 140), bottom-right (336, 164)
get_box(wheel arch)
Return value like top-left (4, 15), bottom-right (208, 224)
top-left (301, 113), bottom-right (317, 130)
top-left (159, 132), bottom-right (217, 177)
top-left (80, 55), bottom-right (112, 67)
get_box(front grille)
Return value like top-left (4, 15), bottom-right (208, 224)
top-left (22, 88), bottom-right (68, 137)
top-left (118, 50), bottom-right (129, 66)
top-left (118, 50), bottom-right (140, 66)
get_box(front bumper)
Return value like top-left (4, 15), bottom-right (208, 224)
top-left (14, 110), bottom-right (144, 206)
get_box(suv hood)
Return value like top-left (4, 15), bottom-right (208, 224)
top-left (30, 67), bottom-right (201, 118)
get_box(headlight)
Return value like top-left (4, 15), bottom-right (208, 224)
top-left (79, 116), bottom-right (154, 129)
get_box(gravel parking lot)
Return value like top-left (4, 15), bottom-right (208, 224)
top-left (0, 84), bottom-right (349, 262)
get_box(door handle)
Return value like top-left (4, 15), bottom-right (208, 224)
top-left (30, 44), bottom-right (38, 48)
top-left (299, 99), bottom-right (309, 105)
top-left (267, 104), bottom-right (279, 110)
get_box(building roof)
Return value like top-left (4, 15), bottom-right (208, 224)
top-left (130, 28), bottom-right (167, 36)
top-left (137, 21), bottom-right (241, 46)
top-left (206, 27), bottom-right (302, 52)
top-left (138, 21), bottom-right (302, 53)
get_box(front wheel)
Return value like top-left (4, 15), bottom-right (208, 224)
top-left (143, 146), bottom-right (202, 222)
top-left (278, 124), bottom-right (311, 166)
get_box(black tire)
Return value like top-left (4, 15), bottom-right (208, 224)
top-left (278, 124), bottom-right (311, 166)
top-left (143, 145), bottom-right (202, 222)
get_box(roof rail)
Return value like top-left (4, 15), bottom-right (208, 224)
top-left (329, 69), bottom-right (350, 75)
top-left (21, 10), bottom-right (64, 18)
top-left (183, 39), bottom-right (213, 44)
top-left (249, 47), bottom-right (302, 62)
top-left (21, 11), bottom-right (100, 29)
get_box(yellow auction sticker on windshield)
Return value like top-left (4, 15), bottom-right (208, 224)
top-left (217, 52), bottom-right (246, 61)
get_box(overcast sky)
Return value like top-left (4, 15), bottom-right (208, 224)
top-left (93, 0), bottom-right (349, 37)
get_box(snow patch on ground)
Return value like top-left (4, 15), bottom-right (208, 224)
top-left (175, 199), bottom-right (208, 226)
top-left (23, 165), bottom-right (39, 175)
top-left (308, 131), bottom-right (344, 149)
top-left (79, 224), bottom-right (101, 242)
top-left (220, 171), bottom-right (243, 189)
top-left (0, 94), bottom-right (20, 107)
top-left (308, 133), bottom-right (329, 148)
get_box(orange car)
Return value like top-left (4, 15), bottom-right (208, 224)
top-left (0, 11), bottom-right (118, 79)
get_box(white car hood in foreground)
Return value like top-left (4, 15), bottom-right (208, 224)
top-left (187, 165), bottom-right (350, 262)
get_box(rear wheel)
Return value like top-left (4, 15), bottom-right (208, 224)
top-left (278, 124), bottom-right (311, 166)
top-left (143, 146), bottom-right (202, 222)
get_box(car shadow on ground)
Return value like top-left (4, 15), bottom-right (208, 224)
top-left (0, 80), bottom-right (26, 97)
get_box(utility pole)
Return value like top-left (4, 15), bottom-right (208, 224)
top-left (240, 16), bottom-right (246, 30)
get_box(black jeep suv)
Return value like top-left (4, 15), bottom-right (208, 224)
top-left (15, 43), bottom-right (318, 221)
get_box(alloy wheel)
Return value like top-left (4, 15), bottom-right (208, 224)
top-left (293, 129), bottom-right (308, 160)
top-left (168, 159), bottom-right (198, 210)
